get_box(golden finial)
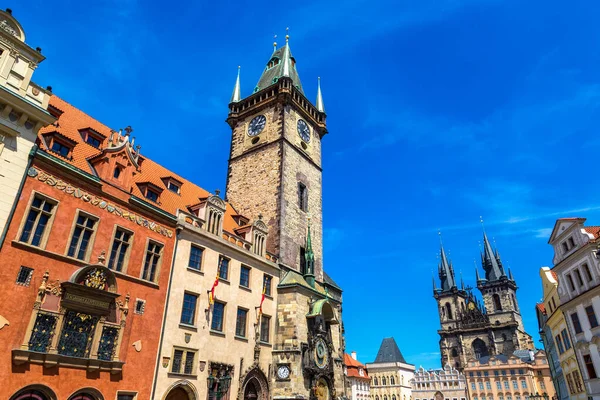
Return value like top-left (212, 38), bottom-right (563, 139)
top-left (286, 27), bottom-right (290, 42)
top-left (273, 34), bottom-right (277, 50)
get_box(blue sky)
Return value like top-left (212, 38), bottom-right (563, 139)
top-left (18, 0), bottom-right (600, 368)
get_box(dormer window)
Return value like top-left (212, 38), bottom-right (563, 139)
top-left (267, 57), bottom-right (280, 69)
top-left (51, 140), bottom-right (71, 157)
top-left (145, 188), bottom-right (159, 203)
top-left (113, 165), bottom-right (123, 179)
top-left (562, 236), bottom-right (576, 254)
top-left (79, 128), bottom-right (105, 149)
top-left (167, 181), bottom-right (180, 194)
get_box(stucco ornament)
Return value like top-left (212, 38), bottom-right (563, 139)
top-left (0, 315), bottom-right (9, 329)
top-left (132, 340), bottom-right (142, 352)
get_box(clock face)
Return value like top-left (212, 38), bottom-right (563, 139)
top-left (277, 365), bottom-right (290, 380)
top-left (248, 115), bottom-right (266, 137)
top-left (314, 338), bottom-right (329, 369)
top-left (297, 119), bottom-right (311, 143)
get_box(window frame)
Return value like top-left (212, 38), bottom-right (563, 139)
top-left (584, 354), bottom-right (598, 379)
top-left (211, 301), bottom-right (226, 333)
top-left (583, 263), bottom-right (594, 282)
top-left (141, 239), bottom-right (164, 283)
top-left (17, 191), bottom-right (59, 249)
top-left (264, 274), bottom-right (273, 296)
top-left (107, 225), bottom-right (134, 273)
top-left (239, 265), bottom-right (251, 288)
top-left (170, 347), bottom-right (197, 376)
top-left (586, 305), bottom-right (599, 328)
top-left (260, 314), bottom-right (271, 343)
top-left (235, 307), bottom-right (248, 338)
top-left (298, 182), bottom-right (308, 212)
top-left (180, 292), bottom-right (199, 326)
top-left (572, 312), bottom-right (583, 334)
top-left (65, 209), bottom-right (100, 262)
top-left (188, 245), bottom-right (204, 271)
top-left (49, 137), bottom-right (73, 158)
top-left (218, 255), bottom-right (230, 281)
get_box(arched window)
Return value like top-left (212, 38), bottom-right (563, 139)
top-left (493, 294), bottom-right (502, 311)
top-left (392, 396), bottom-right (397, 400)
top-left (383, 396), bottom-right (388, 400)
top-left (451, 348), bottom-right (458, 357)
top-left (10, 385), bottom-right (56, 400)
top-left (445, 302), bottom-right (453, 320)
top-left (472, 338), bottom-right (489, 360)
top-left (374, 377), bottom-right (378, 386)
top-left (375, 396), bottom-right (379, 400)
top-left (382, 377), bottom-right (387, 385)
top-left (391, 376), bottom-right (395, 385)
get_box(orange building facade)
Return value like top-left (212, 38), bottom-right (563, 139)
top-left (0, 97), bottom-right (179, 400)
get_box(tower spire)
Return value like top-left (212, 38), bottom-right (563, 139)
top-left (304, 217), bottom-right (315, 287)
top-left (316, 77), bottom-right (325, 113)
top-left (438, 231), bottom-right (456, 291)
top-left (282, 28), bottom-right (291, 77)
top-left (480, 217), bottom-right (503, 281)
top-left (230, 66), bottom-right (241, 103)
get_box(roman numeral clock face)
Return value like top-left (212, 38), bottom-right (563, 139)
top-left (297, 119), bottom-right (311, 143)
top-left (248, 115), bottom-right (266, 137)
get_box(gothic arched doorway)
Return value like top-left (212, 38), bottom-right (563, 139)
top-left (166, 387), bottom-right (191, 400)
top-left (239, 366), bottom-right (269, 400)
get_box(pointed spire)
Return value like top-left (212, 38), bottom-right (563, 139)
top-left (508, 267), bottom-right (514, 280)
top-left (230, 66), bottom-right (241, 103)
top-left (316, 77), bottom-right (325, 113)
top-left (304, 217), bottom-right (315, 288)
top-left (475, 259), bottom-right (481, 282)
top-left (438, 231), bottom-right (456, 291)
top-left (480, 217), bottom-right (503, 281)
top-left (282, 28), bottom-right (291, 78)
top-left (432, 273), bottom-right (438, 292)
top-left (460, 271), bottom-right (465, 290)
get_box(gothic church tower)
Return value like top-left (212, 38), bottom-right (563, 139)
top-left (225, 36), bottom-right (344, 400)
top-left (434, 232), bottom-right (533, 372)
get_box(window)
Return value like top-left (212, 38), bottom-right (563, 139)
top-left (584, 263), bottom-right (593, 282)
top-left (521, 380), bottom-right (527, 388)
top-left (568, 236), bottom-right (575, 249)
top-left (67, 213), bottom-right (97, 260)
top-left (235, 308), bottom-right (248, 337)
top-left (50, 140), bottom-right (71, 157)
top-left (585, 354), bottom-right (598, 379)
top-left (240, 265), bottom-right (250, 288)
top-left (300, 246), bottom-right (307, 274)
top-left (108, 228), bottom-right (132, 272)
top-left (540, 381), bottom-right (546, 390)
top-left (167, 181), bottom-right (181, 194)
top-left (493, 293), bottom-right (502, 311)
top-left (85, 134), bottom-right (101, 148)
top-left (572, 312), bottom-right (583, 334)
top-left (211, 301), bottom-right (225, 332)
top-left (113, 165), bottom-right (122, 179)
top-left (260, 314), bottom-right (271, 342)
top-left (555, 334), bottom-right (565, 354)
top-left (298, 182), bottom-right (308, 212)
top-left (586, 305), bottom-right (598, 328)
top-left (504, 381), bottom-right (509, 389)
top-left (512, 380), bottom-right (518, 389)
top-left (562, 328), bottom-right (571, 350)
top-left (218, 256), bottom-right (229, 280)
top-left (573, 370), bottom-right (584, 392)
top-left (566, 372), bottom-right (575, 394)
top-left (117, 394), bottom-right (136, 400)
top-left (264, 274), bottom-right (272, 296)
top-left (479, 382), bottom-right (484, 390)
top-left (20, 194), bottom-right (56, 247)
top-left (171, 349), bottom-right (196, 375)
top-left (16, 266), bottom-right (34, 286)
top-left (496, 381), bottom-right (501, 390)
top-left (518, 369), bottom-right (524, 375)
top-left (134, 299), bottom-right (145, 315)
top-left (502, 370), bottom-right (506, 376)
top-left (575, 269), bottom-right (584, 287)
top-left (188, 246), bottom-right (203, 270)
top-left (145, 188), bottom-right (159, 203)
top-left (486, 381), bottom-right (491, 389)
top-left (142, 241), bottom-right (163, 282)
top-left (180, 293), bottom-right (198, 326)
top-left (471, 383), bottom-right (475, 390)
top-left (446, 302), bottom-right (453, 320)
top-left (567, 274), bottom-right (575, 292)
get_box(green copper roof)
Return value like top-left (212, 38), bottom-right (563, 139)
top-left (255, 43), bottom-right (304, 94)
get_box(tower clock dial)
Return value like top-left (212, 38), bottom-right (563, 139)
top-left (277, 365), bottom-right (290, 380)
top-left (314, 337), bottom-right (329, 369)
top-left (297, 119), bottom-right (311, 143)
top-left (248, 115), bottom-right (266, 136)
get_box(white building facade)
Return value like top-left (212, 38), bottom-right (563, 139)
top-left (411, 365), bottom-right (467, 400)
top-left (345, 352), bottom-right (370, 400)
top-left (366, 338), bottom-right (414, 400)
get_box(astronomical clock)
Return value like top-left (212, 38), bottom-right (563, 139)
top-left (303, 314), bottom-right (336, 400)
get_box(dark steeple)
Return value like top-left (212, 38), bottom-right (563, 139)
top-left (481, 231), bottom-right (505, 281)
top-left (439, 244), bottom-right (456, 291)
top-left (373, 337), bottom-right (407, 364)
top-left (304, 220), bottom-right (315, 287)
top-left (254, 34), bottom-right (303, 95)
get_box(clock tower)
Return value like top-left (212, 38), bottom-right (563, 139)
top-left (226, 37), bottom-right (345, 400)
top-left (225, 37), bottom-right (327, 279)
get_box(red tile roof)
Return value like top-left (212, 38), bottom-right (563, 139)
top-left (585, 226), bottom-right (600, 240)
top-left (536, 303), bottom-right (546, 314)
top-left (38, 96), bottom-right (241, 233)
top-left (344, 353), bottom-right (370, 380)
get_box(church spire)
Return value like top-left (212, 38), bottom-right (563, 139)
top-left (304, 218), bottom-right (315, 288)
top-left (316, 77), bottom-right (325, 113)
top-left (282, 31), bottom-right (291, 78)
top-left (230, 66), bottom-right (241, 103)
top-left (255, 29), bottom-right (304, 95)
top-left (438, 232), bottom-right (456, 291)
top-left (479, 217), bottom-right (504, 281)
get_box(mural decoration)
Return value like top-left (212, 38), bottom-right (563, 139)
top-left (27, 167), bottom-right (174, 237)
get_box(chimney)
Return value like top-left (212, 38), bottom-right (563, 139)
top-left (351, 351), bottom-right (357, 360)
